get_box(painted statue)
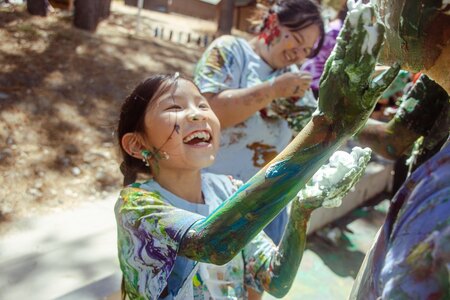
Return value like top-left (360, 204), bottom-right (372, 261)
top-left (350, 1), bottom-right (450, 299)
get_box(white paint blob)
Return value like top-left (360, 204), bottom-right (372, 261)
top-left (297, 147), bottom-right (372, 208)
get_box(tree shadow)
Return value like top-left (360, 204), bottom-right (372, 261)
top-left (0, 5), bottom-right (207, 221)
top-left (0, 5), bottom-right (202, 173)
top-left (0, 5), bottom-right (31, 27)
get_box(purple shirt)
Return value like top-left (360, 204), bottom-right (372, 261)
top-left (350, 139), bottom-right (450, 299)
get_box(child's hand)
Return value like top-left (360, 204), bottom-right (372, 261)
top-left (271, 71), bottom-right (312, 99)
top-left (317, 2), bottom-right (400, 137)
top-left (296, 147), bottom-right (372, 211)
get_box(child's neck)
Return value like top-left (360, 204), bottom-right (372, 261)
top-left (249, 36), bottom-right (273, 69)
top-left (154, 168), bottom-right (204, 204)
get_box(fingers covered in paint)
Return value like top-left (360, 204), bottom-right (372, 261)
top-left (258, 198), bottom-right (310, 298)
top-left (366, 63), bottom-right (401, 107)
top-left (318, 2), bottom-right (393, 137)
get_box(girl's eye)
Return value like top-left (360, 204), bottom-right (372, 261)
top-left (199, 103), bottom-right (210, 109)
top-left (165, 104), bottom-right (183, 111)
top-left (292, 33), bottom-right (302, 45)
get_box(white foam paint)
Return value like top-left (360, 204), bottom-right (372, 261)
top-left (297, 146), bottom-right (372, 208)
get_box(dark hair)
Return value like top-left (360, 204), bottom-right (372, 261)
top-left (252, 0), bottom-right (325, 58)
top-left (117, 74), bottom-right (178, 186)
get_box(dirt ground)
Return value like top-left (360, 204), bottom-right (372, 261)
top-left (0, 2), bottom-right (224, 234)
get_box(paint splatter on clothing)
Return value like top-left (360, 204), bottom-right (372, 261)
top-left (115, 172), bottom-right (275, 299)
top-left (194, 35), bottom-right (316, 244)
top-left (350, 139), bottom-right (450, 300)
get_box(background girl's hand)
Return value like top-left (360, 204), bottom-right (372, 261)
top-left (318, 3), bottom-right (400, 137)
top-left (272, 71), bottom-right (312, 99)
top-left (296, 147), bottom-right (372, 212)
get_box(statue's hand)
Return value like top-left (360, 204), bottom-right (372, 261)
top-left (318, 2), bottom-right (400, 137)
top-left (296, 147), bottom-right (372, 211)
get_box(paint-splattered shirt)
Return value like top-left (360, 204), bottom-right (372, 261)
top-left (350, 140), bottom-right (450, 300)
top-left (115, 172), bottom-right (275, 300)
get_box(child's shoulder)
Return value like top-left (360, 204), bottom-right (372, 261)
top-left (208, 35), bottom-right (248, 54)
top-left (119, 182), bottom-right (165, 205)
top-left (213, 34), bottom-right (242, 46)
top-left (202, 172), bottom-right (244, 196)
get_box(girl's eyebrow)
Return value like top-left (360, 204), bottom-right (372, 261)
top-left (155, 95), bottom-right (177, 107)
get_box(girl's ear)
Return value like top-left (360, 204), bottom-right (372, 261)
top-left (122, 133), bottom-right (146, 159)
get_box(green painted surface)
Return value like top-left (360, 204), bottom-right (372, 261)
top-left (264, 203), bottom-right (388, 300)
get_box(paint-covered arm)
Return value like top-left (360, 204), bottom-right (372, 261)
top-left (179, 3), bottom-right (399, 265)
top-left (252, 147), bottom-right (371, 297)
top-left (357, 75), bottom-right (449, 159)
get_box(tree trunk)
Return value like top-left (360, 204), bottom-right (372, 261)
top-left (217, 0), bottom-right (235, 35)
top-left (27, 0), bottom-right (48, 16)
top-left (99, 0), bottom-right (112, 20)
top-left (73, 0), bottom-right (111, 32)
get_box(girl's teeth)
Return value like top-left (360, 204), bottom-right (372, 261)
top-left (183, 131), bottom-right (210, 143)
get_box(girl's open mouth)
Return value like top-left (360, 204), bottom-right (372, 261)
top-left (183, 130), bottom-right (212, 146)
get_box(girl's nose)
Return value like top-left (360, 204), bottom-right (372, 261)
top-left (293, 48), bottom-right (303, 61)
top-left (188, 110), bottom-right (206, 122)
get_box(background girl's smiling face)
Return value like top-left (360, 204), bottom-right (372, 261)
top-left (268, 24), bottom-right (320, 69)
top-left (143, 78), bottom-right (221, 172)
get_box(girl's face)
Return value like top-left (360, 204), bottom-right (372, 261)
top-left (264, 23), bottom-right (321, 69)
top-left (142, 79), bottom-right (221, 172)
